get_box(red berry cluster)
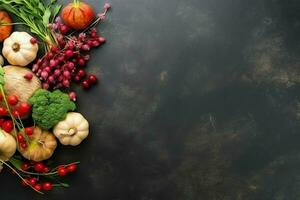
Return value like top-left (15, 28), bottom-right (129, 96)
top-left (32, 17), bottom-right (104, 91)
top-left (20, 161), bottom-right (77, 192)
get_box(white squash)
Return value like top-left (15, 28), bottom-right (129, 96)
top-left (2, 32), bottom-right (38, 66)
top-left (53, 112), bottom-right (89, 146)
top-left (0, 129), bottom-right (17, 162)
top-left (3, 65), bottom-right (41, 105)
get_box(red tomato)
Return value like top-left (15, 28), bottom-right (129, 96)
top-left (17, 102), bottom-right (31, 115)
top-left (7, 95), bottom-right (18, 106)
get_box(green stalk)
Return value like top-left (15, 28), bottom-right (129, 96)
top-left (0, 159), bottom-right (44, 194)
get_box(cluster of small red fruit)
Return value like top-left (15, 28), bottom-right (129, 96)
top-left (31, 13), bottom-right (107, 93)
top-left (20, 161), bottom-right (77, 192)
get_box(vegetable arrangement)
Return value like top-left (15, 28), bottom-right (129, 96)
top-left (0, 0), bottom-right (111, 194)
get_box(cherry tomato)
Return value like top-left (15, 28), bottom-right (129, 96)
top-left (67, 164), bottom-right (77, 172)
top-left (20, 142), bottom-right (28, 149)
top-left (0, 106), bottom-right (7, 115)
top-left (28, 178), bottom-right (37, 186)
top-left (34, 162), bottom-right (45, 172)
top-left (57, 166), bottom-right (67, 176)
top-left (42, 182), bottom-right (53, 191)
top-left (43, 166), bottom-right (50, 173)
top-left (2, 120), bottom-right (13, 132)
top-left (17, 102), bottom-right (31, 115)
top-left (12, 110), bottom-right (20, 118)
top-left (34, 183), bottom-right (42, 191)
top-left (17, 133), bottom-right (24, 143)
top-left (24, 127), bottom-right (34, 136)
top-left (7, 95), bottom-right (18, 106)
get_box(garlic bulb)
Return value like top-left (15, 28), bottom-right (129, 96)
top-left (53, 112), bottom-right (89, 146)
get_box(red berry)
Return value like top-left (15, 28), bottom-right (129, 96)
top-left (29, 178), bottom-right (37, 186)
top-left (78, 59), bottom-right (85, 66)
top-left (24, 72), bottom-right (33, 80)
top-left (67, 164), bottom-right (77, 173)
top-left (57, 166), bottom-right (67, 176)
top-left (43, 167), bottom-right (50, 173)
top-left (81, 80), bottom-right (90, 89)
top-left (69, 91), bottom-right (77, 102)
top-left (34, 163), bottom-right (45, 172)
top-left (24, 127), bottom-right (34, 136)
top-left (21, 163), bottom-right (30, 171)
top-left (17, 133), bottom-right (24, 143)
top-left (65, 50), bottom-right (74, 58)
top-left (34, 183), bottom-right (42, 191)
top-left (30, 37), bottom-right (37, 44)
top-left (77, 69), bottom-right (86, 77)
top-left (0, 106), bottom-right (7, 116)
top-left (21, 179), bottom-right (28, 187)
top-left (42, 182), bottom-right (53, 191)
top-left (59, 25), bottom-right (69, 35)
top-left (20, 142), bottom-right (28, 149)
top-left (88, 74), bottom-right (98, 84)
top-left (17, 102), bottom-right (31, 115)
top-left (7, 95), bottom-right (18, 106)
top-left (73, 75), bottom-right (81, 82)
top-left (12, 110), bottom-right (20, 118)
top-left (2, 120), bottom-right (13, 132)
top-left (99, 37), bottom-right (106, 43)
top-left (51, 46), bottom-right (59, 53)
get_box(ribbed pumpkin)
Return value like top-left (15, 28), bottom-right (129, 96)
top-left (18, 127), bottom-right (57, 162)
top-left (61, 0), bottom-right (95, 30)
top-left (0, 11), bottom-right (13, 42)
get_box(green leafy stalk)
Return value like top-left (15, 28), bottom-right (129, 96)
top-left (0, 0), bottom-right (61, 51)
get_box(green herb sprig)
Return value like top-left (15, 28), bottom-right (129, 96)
top-left (0, 0), bottom-right (61, 51)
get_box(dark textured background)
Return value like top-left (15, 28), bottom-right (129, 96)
top-left (2, 0), bottom-right (300, 199)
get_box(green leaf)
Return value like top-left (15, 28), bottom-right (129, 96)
top-left (52, 5), bottom-right (62, 19)
top-left (0, 65), bottom-right (4, 86)
top-left (38, 2), bottom-right (46, 13)
top-left (43, 8), bottom-right (51, 27)
top-left (8, 157), bottom-right (23, 170)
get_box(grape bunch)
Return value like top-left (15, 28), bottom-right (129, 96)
top-left (32, 17), bottom-right (105, 91)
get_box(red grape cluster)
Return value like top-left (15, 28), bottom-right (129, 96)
top-left (32, 17), bottom-right (104, 91)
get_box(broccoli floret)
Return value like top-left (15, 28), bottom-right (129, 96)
top-left (28, 89), bottom-right (76, 130)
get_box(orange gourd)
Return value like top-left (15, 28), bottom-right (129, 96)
top-left (61, 0), bottom-right (95, 30)
top-left (0, 11), bottom-right (12, 42)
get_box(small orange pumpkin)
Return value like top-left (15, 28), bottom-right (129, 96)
top-left (0, 11), bottom-right (12, 42)
top-left (61, 1), bottom-right (95, 30)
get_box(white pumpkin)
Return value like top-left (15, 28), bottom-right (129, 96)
top-left (3, 65), bottom-right (41, 105)
top-left (53, 112), bottom-right (89, 146)
top-left (2, 32), bottom-right (38, 66)
top-left (0, 129), bottom-right (17, 162)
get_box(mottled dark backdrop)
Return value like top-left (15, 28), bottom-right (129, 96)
top-left (2, 0), bottom-right (300, 199)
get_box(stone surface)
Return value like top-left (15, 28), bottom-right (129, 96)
top-left (2, 0), bottom-right (300, 199)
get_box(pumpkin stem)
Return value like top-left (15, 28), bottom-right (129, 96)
top-left (73, 0), bottom-right (80, 7)
top-left (12, 43), bottom-right (20, 52)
